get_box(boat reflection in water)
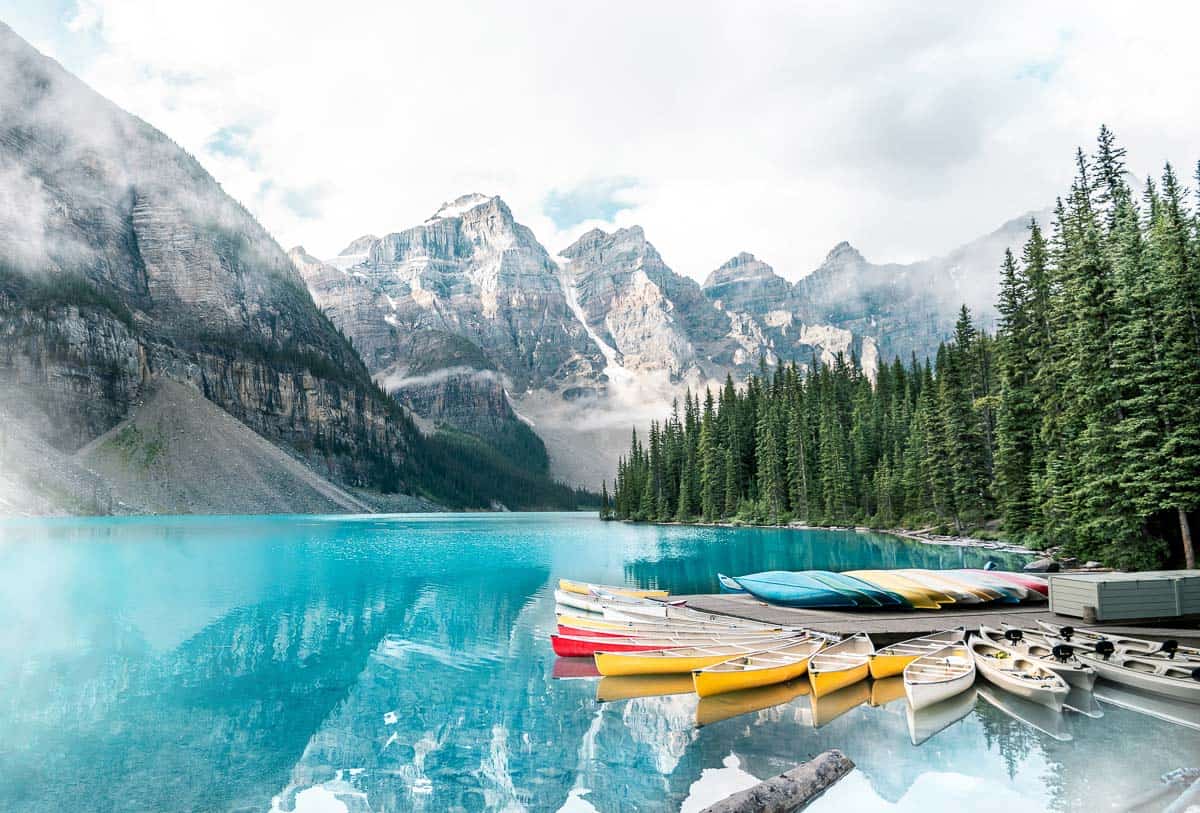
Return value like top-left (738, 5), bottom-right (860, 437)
top-left (596, 674), bottom-right (695, 702)
top-left (906, 687), bottom-right (978, 745)
top-left (869, 676), bottom-right (906, 707)
top-left (810, 681), bottom-right (871, 728)
top-left (977, 683), bottom-right (1073, 742)
top-left (1063, 686), bottom-right (1104, 719)
top-left (1093, 680), bottom-right (1200, 731)
top-left (695, 677), bottom-right (812, 727)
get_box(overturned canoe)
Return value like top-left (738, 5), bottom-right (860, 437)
top-left (845, 571), bottom-right (949, 609)
top-left (949, 570), bottom-right (1026, 603)
top-left (869, 628), bottom-right (966, 679)
top-left (595, 634), bottom-right (809, 676)
top-left (726, 571), bottom-right (860, 608)
top-left (808, 633), bottom-right (874, 697)
top-left (903, 644), bottom-right (976, 711)
top-left (970, 639), bottom-right (1069, 711)
top-left (965, 569), bottom-right (1048, 596)
top-left (558, 579), bottom-right (668, 599)
top-left (717, 573), bottom-right (747, 594)
top-left (693, 637), bottom-right (827, 697)
top-left (900, 570), bottom-right (994, 604)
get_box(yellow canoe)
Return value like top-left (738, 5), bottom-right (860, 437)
top-left (808, 633), bottom-right (874, 697)
top-left (847, 571), bottom-right (953, 609)
top-left (695, 677), bottom-right (811, 726)
top-left (692, 638), bottom-right (826, 698)
top-left (595, 634), bottom-right (805, 676)
top-left (901, 570), bottom-right (999, 603)
top-left (558, 579), bottom-right (668, 599)
top-left (868, 628), bottom-right (966, 679)
top-left (596, 674), bottom-right (695, 702)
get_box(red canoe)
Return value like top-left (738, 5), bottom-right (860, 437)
top-left (964, 569), bottom-right (1049, 596)
top-left (550, 633), bottom-right (776, 658)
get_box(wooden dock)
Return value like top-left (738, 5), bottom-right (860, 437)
top-left (675, 593), bottom-right (1200, 647)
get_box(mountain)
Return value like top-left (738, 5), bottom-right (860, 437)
top-left (0, 24), bottom-right (580, 514)
top-left (795, 212), bottom-right (1051, 362)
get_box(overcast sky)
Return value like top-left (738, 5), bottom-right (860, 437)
top-left (4, 1), bottom-right (1199, 281)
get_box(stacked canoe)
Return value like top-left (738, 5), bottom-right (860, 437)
top-left (549, 578), bottom-right (1200, 741)
top-left (721, 568), bottom-right (1048, 609)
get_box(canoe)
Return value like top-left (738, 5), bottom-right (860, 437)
top-left (1037, 621), bottom-right (1200, 661)
top-left (969, 639), bottom-right (1069, 711)
top-left (595, 674), bottom-right (695, 701)
top-left (869, 628), bottom-right (966, 679)
top-left (558, 579), bottom-right (668, 599)
top-left (718, 573), bottom-right (747, 594)
top-left (900, 570), bottom-right (993, 604)
top-left (554, 589), bottom-right (607, 613)
top-left (960, 570), bottom-right (1046, 601)
top-left (810, 680), bottom-right (871, 727)
top-left (948, 570), bottom-right (1026, 603)
top-left (726, 571), bottom-right (861, 608)
top-left (980, 625), bottom-right (1096, 689)
top-left (594, 634), bottom-right (809, 676)
top-left (556, 618), bottom-right (782, 637)
top-left (553, 631), bottom-right (795, 658)
top-left (964, 569), bottom-right (1048, 596)
top-left (844, 571), bottom-right (950, 609)
top-left (976, 683), bottom-right (1073, 741)
top-left (869, 675), bottom-right (906, 707)
top-left (695, 677), bottom-right (811, 727)
top-left (557, 622), bottom-right (786, 639)
top-left (906, 687), bottom-right (977, 745)
top-left (1068, 648), bottom-right (1200, 704)
top-left (603, 604), bottom-right (763, 626)
top-left (692, 637), bottom-right (827, 697)
top-left (807, 633), bottom-right (874, 697)
top-left (806, 571), bottom-right (884, 607)
top-left (826, 572), bottom-right (908, 607)
top-left (903, 644), bottom-right (976, 711)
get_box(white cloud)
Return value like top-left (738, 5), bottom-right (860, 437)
top-left (22, 0), bottom-right (1200, 279)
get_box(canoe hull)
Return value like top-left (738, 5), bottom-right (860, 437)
top-left (559, 579), bottom-right (668, 599)
top-left (693, 658), bottom-right (813, 697)
top-left (809, 662), bottom-right (870, 698)
top-left (971, 647), bottom-right (1069, 711)
top-left (905, 670), bottom-right (975, 711)
top-left (597, 651), bottom-right (740, 676)
top-left (870, 653), bottom-right (919, 680)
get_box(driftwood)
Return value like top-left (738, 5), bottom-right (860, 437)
top-left (700, 749), bottom-right (855, 813)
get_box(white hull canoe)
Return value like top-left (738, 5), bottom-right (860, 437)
top-left (981, 625), bottom-right (1096, 690)
top-left (602, 604), bottom-right (764, 626)
top-left (903, 644), bottom-right (976, 711)
top-left (969, 639), bottom-right (1069, 711)
top-left (554, 589), bottom-right (608, 613)
top-left (899, 571), bottom-right (989, 604)
top-left (558, 579), bottom-right (667, 599)
top-left (1036, 621), bottom-right (1200, 662)
top-left (1071, 649), bottom-right (1200, 704)
top-left (906, 686), bottom-right (978, 745)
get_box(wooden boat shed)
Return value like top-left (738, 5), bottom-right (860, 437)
top-left (1048, 570), bottom-right (1200, 622)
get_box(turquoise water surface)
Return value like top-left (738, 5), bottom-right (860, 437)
top-left (0, 513), bottom-right (1193, 812)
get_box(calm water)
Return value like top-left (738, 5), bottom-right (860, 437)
top-left (0, 513), bottom-right (1193, 812)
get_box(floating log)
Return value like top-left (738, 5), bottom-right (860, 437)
top-left (699, 749), bottom-right (854, 813)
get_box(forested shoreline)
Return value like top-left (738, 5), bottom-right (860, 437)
top-left (604, 129), bottom-right (1199, 570)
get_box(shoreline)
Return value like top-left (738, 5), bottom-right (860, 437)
top-left (621, 518), bottom-right (1038, 557)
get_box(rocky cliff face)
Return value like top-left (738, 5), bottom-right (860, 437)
top-left (0, 23), bottom-right (422, 509)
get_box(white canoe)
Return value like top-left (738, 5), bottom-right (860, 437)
top-left (870, 628), bottom-right (966, 679)
top-left (969, 638), bottom-right (1069, 711)
top-left (899, 571), bottom-right (988, 604)
top-left (903, 643), bottom-right (976, 711)
top-left (602, 603), bottom-right (768, 626)
top-left (1070, 648), bottom-right (1200, 704)
top-left (906, 686), bottom-right (978, 745)
top-left (1036, 621), bottom-right (1200, 662)
top-left (981, 625), bottom-right (1096, 690)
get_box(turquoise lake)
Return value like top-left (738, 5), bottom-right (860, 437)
top-left (0, 513), bottom-right (1194, 812)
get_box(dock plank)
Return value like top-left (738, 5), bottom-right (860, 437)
top-left (673, 593), bottom-right (1200, 646)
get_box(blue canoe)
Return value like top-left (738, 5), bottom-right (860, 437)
top-left (729, 571), bottom-right (861, 608)
top-left (809, 571), bottom-right (908, 607)
top-left (717, 573), bottom-right (747, 594)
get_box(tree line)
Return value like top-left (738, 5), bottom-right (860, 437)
top-left (604, 128), bottom-right (1199, 570)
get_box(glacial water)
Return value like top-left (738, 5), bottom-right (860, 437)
top-left (0, 513), bottom-right (1194, 812)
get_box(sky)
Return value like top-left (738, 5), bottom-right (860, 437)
top-left (3, 1), bottom-right (1199, 281)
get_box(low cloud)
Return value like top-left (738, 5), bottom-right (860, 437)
top-left (374, 366), bottom-right (508, 393)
